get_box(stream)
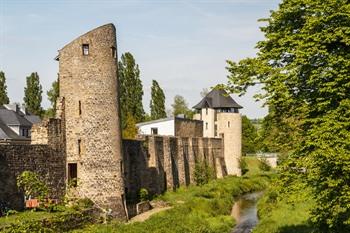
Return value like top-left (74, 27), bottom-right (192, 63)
top-left (231, 192), bottom-right (263, 233)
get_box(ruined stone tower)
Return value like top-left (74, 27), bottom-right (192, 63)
top-left (56, 24), bottom-right (126, 218)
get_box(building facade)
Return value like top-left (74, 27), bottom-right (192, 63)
top-left (193, 89), bottom-right (242, 176)
top-left (56, 24), bottom-right (126, 219)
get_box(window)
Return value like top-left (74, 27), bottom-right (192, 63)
top-left (205, 108), bottom-right (208, 115)
top-left (82, 44), bottom-right (89, 55)
top-left (111, 46), bottom-right (117, 58)
top-left (78, 139), bottom-right (81, 155)
top-left (78, 101), bottom-right (82, 115)
top-left (68, 163), bottom-right (78, 187)
top-left (228, 121), bottom-right (230, 128)
top-left (120, 160), bottom-right (123, 173)
top-left (205, 122), bottom-right (208, 130)
top-left (151, 128), bottom-right (158, 135)
top-left (214, 124), bottom-right (217, 137)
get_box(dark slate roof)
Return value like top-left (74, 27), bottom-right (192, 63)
top-left (193, 89), bottom-right (243, 110)
top-left (0, 108), bottom-right (32, 127)
top-left (24, 115), bottom-right (41, 124)
top-left (0, 121), bottom-right (26, 140)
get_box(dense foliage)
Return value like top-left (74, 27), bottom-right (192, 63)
top-left (171, 95), bottom-right (193, 118)
top-left (122, 112), bottom-right (138, 139)
top-left (0, 71), bottom-right (9, 105)
top-left (118, 52), bottom-right (145, 125)
top-left (242, 115), bottom-right (259, 155)
top-left (150, 80), bottom-right (166, 120)
top-left (45, 79), bottom-right (59, 118)
top-left (23, 72), bottom-right (43, 116)
top-left (223, 0), bottom-right (350, 231)
top-left (16, 171), bottom-right (48, 201)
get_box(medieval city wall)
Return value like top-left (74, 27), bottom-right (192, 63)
top-left (123, 135), bottom-right (225, 202)
top-left (0, 144), bottom-right (66, 210)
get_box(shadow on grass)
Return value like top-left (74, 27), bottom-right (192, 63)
top-left (278, 224), bottom-right (315, 233)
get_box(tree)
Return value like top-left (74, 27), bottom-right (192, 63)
top-left (118, 52), bottom-right (145, 127)
top-left (45, 79), bottom-right (59, 118)
top-left (0, 71), bottom-right (9, 105)
top-left (171, 95), bottom-right (193, 118)
top-left (150, 80), bottom-right (166, 120)
top-left (122, 113), bottom-right (138, 139)
top-left (241, 115), bottom-right (258, 155)
top-left (24, 72), bottom-right (43, 116)
top-left (200, 88), bottom-right (209, 98)
top-left (223, 0), bottom-right (350, 231)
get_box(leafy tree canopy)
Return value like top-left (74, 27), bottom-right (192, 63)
top-left (0, 71), bottom-right (9, 105)
top-left (223, 0), bottom-right (350, 231)
top-left (24, 72), bottom-right (43, 117)
top-left (150, 80), bottom-right (166, 120)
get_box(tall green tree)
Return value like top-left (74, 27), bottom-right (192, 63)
top-left (171, 95), bottom-right (193, 118)
top-left (118, 52), bottom-right (145, 126)
top-left (223, 0), bottom-right (350, 231)
top-left (24, 72), bottom-right (43, 116)
top-left (150, 80), bottom-right (166, 120)
top-left (242, 115), bottom-right (258, 155)
top-left (0, 71), bottom-right (9, 105)
top-left (45, 79), bottom-right (59, 118)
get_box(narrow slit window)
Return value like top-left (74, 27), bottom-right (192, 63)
top-left (206, 122), bottom-right (208, 130)
top-left (78, 139), bottom-right (81, 155)
top-left (68, 163), bottom-right (78, 187)
top-left (78, 101), bottom-right (82, 115)
top-left (228, 121), bottom-right (230, 128)
top-left (111, 46), bottom-right (117, 58)
top-left (82, 44), bottom-right (89, 55)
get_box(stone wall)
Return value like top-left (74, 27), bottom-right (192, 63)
top-left (174, 117), bottom-right (203, 137)
top-left (0, 145), bottom-right (65, 210)
top-left (123, 135), bottom-right (224, 202)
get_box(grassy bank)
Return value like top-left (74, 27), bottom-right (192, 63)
top-left (76, 173), bottom-right (272, 233)
top-left (253, 184), bottom-right (315, 233)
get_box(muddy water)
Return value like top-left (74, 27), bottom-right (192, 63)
top-left (231, 192), bottom-right (263, 233)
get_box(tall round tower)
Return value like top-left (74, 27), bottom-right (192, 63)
top-left (57, 24), bottom-right (126, 218)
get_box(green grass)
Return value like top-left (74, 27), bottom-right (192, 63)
top-left (0, 210), bottom-right (60, 227)
top-left (253, 187), bottom-right (315, 233)
top-left (244, 156), bottom-right (263, 176)
top-left (74, 174), bottom-right (272, 233)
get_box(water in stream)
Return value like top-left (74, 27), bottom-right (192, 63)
top-left (231, 192), bottom-right (263, 233)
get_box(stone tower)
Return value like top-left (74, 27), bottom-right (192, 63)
top-left (193, 89), bottom-right (242, 176)
top-left (56, 24), bottom-right (126, 218)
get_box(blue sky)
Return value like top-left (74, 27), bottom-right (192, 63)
top-left (0, 0), bottom-right (280, 118)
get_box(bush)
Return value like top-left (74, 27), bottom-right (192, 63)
top-left (194, 162), bottom-right (215, 185)
top-left (139, 188), bottom-right (149, 202)
top-left (239, 157), bottom-right (249, 175)
top-left (258, 158), bottom-right (271, 172)
top-left (17, 171), bottom-right (49, 201)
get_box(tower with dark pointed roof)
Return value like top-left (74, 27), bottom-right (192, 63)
top-left (193, 88), bottom-right (242, 176)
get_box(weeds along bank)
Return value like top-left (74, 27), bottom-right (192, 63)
top-left (74, 174), bottom-right (273, 233)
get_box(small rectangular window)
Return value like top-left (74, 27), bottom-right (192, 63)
top-left (228, 121), bottom-right (230, 128)
top-left (205, 122), bottom-right (208, 130)
top-left (206, 108), bottom-right (208, 115)
top-left (82, 44), bottom-right (89, 55)
top-left (151, 128), bottom-right (158, 135)
top-left (68, 163), bottom-right (78, 187)
top-left (214, 124), bottom-right (217, 137)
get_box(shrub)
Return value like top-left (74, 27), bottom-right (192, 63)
top-left (258, 158), bottom-right (271, 172)
top-left (194, 161), bottom-right (215, 185)
top-left (139, 188), bottom-right (149, 202)
top-left (239, 157), bottom-right (249, 175)
top-left (16, 171), bottom-right (49, 201)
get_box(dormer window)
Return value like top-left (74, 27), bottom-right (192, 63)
top-left (82, 44), bottom-right (89, 55)
top-left (111, 46), bottom-right (117, 58)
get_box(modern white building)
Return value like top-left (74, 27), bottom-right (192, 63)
top-left (136, 116), bottom-right (203, 137)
